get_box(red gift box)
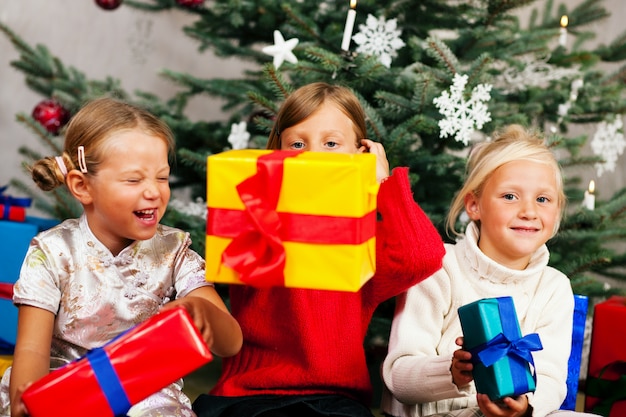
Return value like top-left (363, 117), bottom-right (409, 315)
top-left (22, 307), bottom-right (213, 417)
top-left (0, 283), bottom-right (11, 299)
top-left (0, 186), bottom-right (31, 222)
top-left (585, 296), bottom-right (626, 416)
top-left (0, 204), bottom-right (26, 222)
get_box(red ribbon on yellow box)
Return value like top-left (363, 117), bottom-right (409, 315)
top-left (206, 150), bottom-right (378, 292)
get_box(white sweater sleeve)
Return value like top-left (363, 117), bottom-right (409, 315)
top-left (382, 261), bottom-right (473, 404)
top-left (523, 268), bottom-right (574, 417)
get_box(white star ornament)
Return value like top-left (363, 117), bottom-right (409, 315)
top-left (262, 30), bottom-right (299, 69)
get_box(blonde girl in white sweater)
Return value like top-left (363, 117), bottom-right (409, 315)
top-left (381, 125), bottom-right (599, 417)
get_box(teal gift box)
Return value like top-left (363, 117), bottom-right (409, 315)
top-left (0, 217), bottom-right (59, 349)
top-left (458, 296), bottom-right (543, 400)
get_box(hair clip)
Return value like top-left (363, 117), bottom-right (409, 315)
top-left (54, 156), bottom-right (68, 177)
top-left (77, 146), bottom-right (88, 173)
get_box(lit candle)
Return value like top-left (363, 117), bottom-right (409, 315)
top-left (583, 180), bottom-right (595, 210)
top-left (559, 15), bottom-right (568, 47)
top-left (341, 0), bottom-right (357, 51)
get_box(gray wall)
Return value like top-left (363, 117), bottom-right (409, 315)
top-left (0, 1), bottom-right (250, 215)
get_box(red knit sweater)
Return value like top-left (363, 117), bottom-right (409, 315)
top-left (210, 167), bottom-right (445, 405)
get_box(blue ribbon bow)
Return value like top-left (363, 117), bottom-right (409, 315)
top-left (476, 332), bottom-right (543, 368)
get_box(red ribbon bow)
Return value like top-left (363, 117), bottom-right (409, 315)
top-left (220, 151), bottom-right (299, 287)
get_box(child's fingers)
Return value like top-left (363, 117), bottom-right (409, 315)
top-left (12, 382), bottom-right (32, 417)
top-left (358, 139), bottom-right (390, 182)
top-left (360, 139), bottom-right (386, 155)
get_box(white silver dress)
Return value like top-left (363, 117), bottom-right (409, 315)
top-left (0, 214), bottom-right (211, 416)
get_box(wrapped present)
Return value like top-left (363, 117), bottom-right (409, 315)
top-left (585, 296), bottom-right (626, 416)
top-left (0, 355), bottom-right (12, 376)
top-left (560, 294), bottom-right (589, 411)
top-left (206, 150), bottom-right (378, 292)
top-left (0, 220), bottom-right (38, 284)
top-left (0, 282), bottom-right (12, 300)
top-left (0, 220), bottom-right (38, 349)
top-left (0, 185), bottom-right (32, 222)
top-left (0, 217), bottom-right (59, 350)
top-left (458, 296), bottom-right (543, 400)
top-left (22, 307), bottom-right (213, 417)
top-left (0, 282), bottom-right (17, 353)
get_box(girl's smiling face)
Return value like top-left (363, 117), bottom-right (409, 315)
top-left (83, 129), bottom-right (171, 255)
top-left (280, 101), bottom-right (359, 154)
top-left (465, 160), bottom-right (560, 270)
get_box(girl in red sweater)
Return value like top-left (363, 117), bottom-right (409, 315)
top-left (193, 82), bottom-right (445, 417)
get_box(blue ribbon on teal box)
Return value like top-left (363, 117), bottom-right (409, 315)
top-left (458, 296), bottom-right (543, 400)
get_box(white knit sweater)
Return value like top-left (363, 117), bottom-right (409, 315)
top-left (381, 222), bottom-right (574, 417)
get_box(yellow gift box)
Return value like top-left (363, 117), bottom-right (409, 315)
top-left (206, 150), bottom-right (378, 292)
top-left (0, 355), bottom-right (12, 376)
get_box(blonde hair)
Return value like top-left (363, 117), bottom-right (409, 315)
top-left (446, 124), bottom-right (566, 237)
top-left (266, 82), bottom-right (367, 150)
top-left (30, 97), bottom-right (175, 191)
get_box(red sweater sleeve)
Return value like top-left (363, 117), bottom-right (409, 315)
top-left (362, 167), bottom-right (445, 306)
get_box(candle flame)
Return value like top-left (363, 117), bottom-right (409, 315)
top-left (350, 0), bottom-right (357, 9)
top-left (588, 180), bottom-right (595, 194)
top-left (560, 15), bottom-right (568, 28)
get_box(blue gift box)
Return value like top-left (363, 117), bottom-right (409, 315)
top-left (458, 296), bottom-right (543, 400)
top-left (0, 298), bottom-right (17, 354)
top-left (0, 217), bottom-right (59, 349)
top-left (560, 294), bottom-right (588, 410)
top-left (0, 220), bottom-right (38, 284)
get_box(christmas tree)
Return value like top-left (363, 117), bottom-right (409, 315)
top-left (2, 0), bottom-right (626, 354)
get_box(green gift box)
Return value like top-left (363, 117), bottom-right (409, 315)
top-left (458, 296), bottom-right (543, 400)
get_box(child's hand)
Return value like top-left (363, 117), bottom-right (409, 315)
top-left (451, 336), bottom-right (473, 388)
top-left (10, 382), bottom-right (32, 417)
top-left (164, 296), bottom-right (218, 347)
top-left (477, 393), bottom-right (531, 417)
top-left (358, 139), bottom-right (390, 183)
top-left (162, 286), bottom-right (243, 358)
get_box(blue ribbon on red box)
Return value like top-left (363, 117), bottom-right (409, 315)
top-left (0, 186), bottom-right (32, 208)
top-left (0, 185), bottom-right (32, 220)
top-left (86, 347), bottom-right (132, 417)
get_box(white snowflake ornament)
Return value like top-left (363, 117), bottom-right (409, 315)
top-left (433, 73), bottom-right (492, 145)
top-left (227, 121), bottom-right (250, 150)
top-left (493, 54), bottom-right (581, 94)
top-left (262, 30), bottom-right (299, 69)
top-left (590, 116), bottom-right (625, 177)
top-left (557, 78), bottom-right (584, 123)
top-left (169, 197), bottom-right (208, 219)
top-left (352, 14), bottom-right (405, 68)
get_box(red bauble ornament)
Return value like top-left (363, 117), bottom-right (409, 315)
top-left (176, 0), bottom-right (204, 7)
top-left (95, 0), bottom-right (123, 10)
top-left (32, 99), bottom-right (70, 135)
